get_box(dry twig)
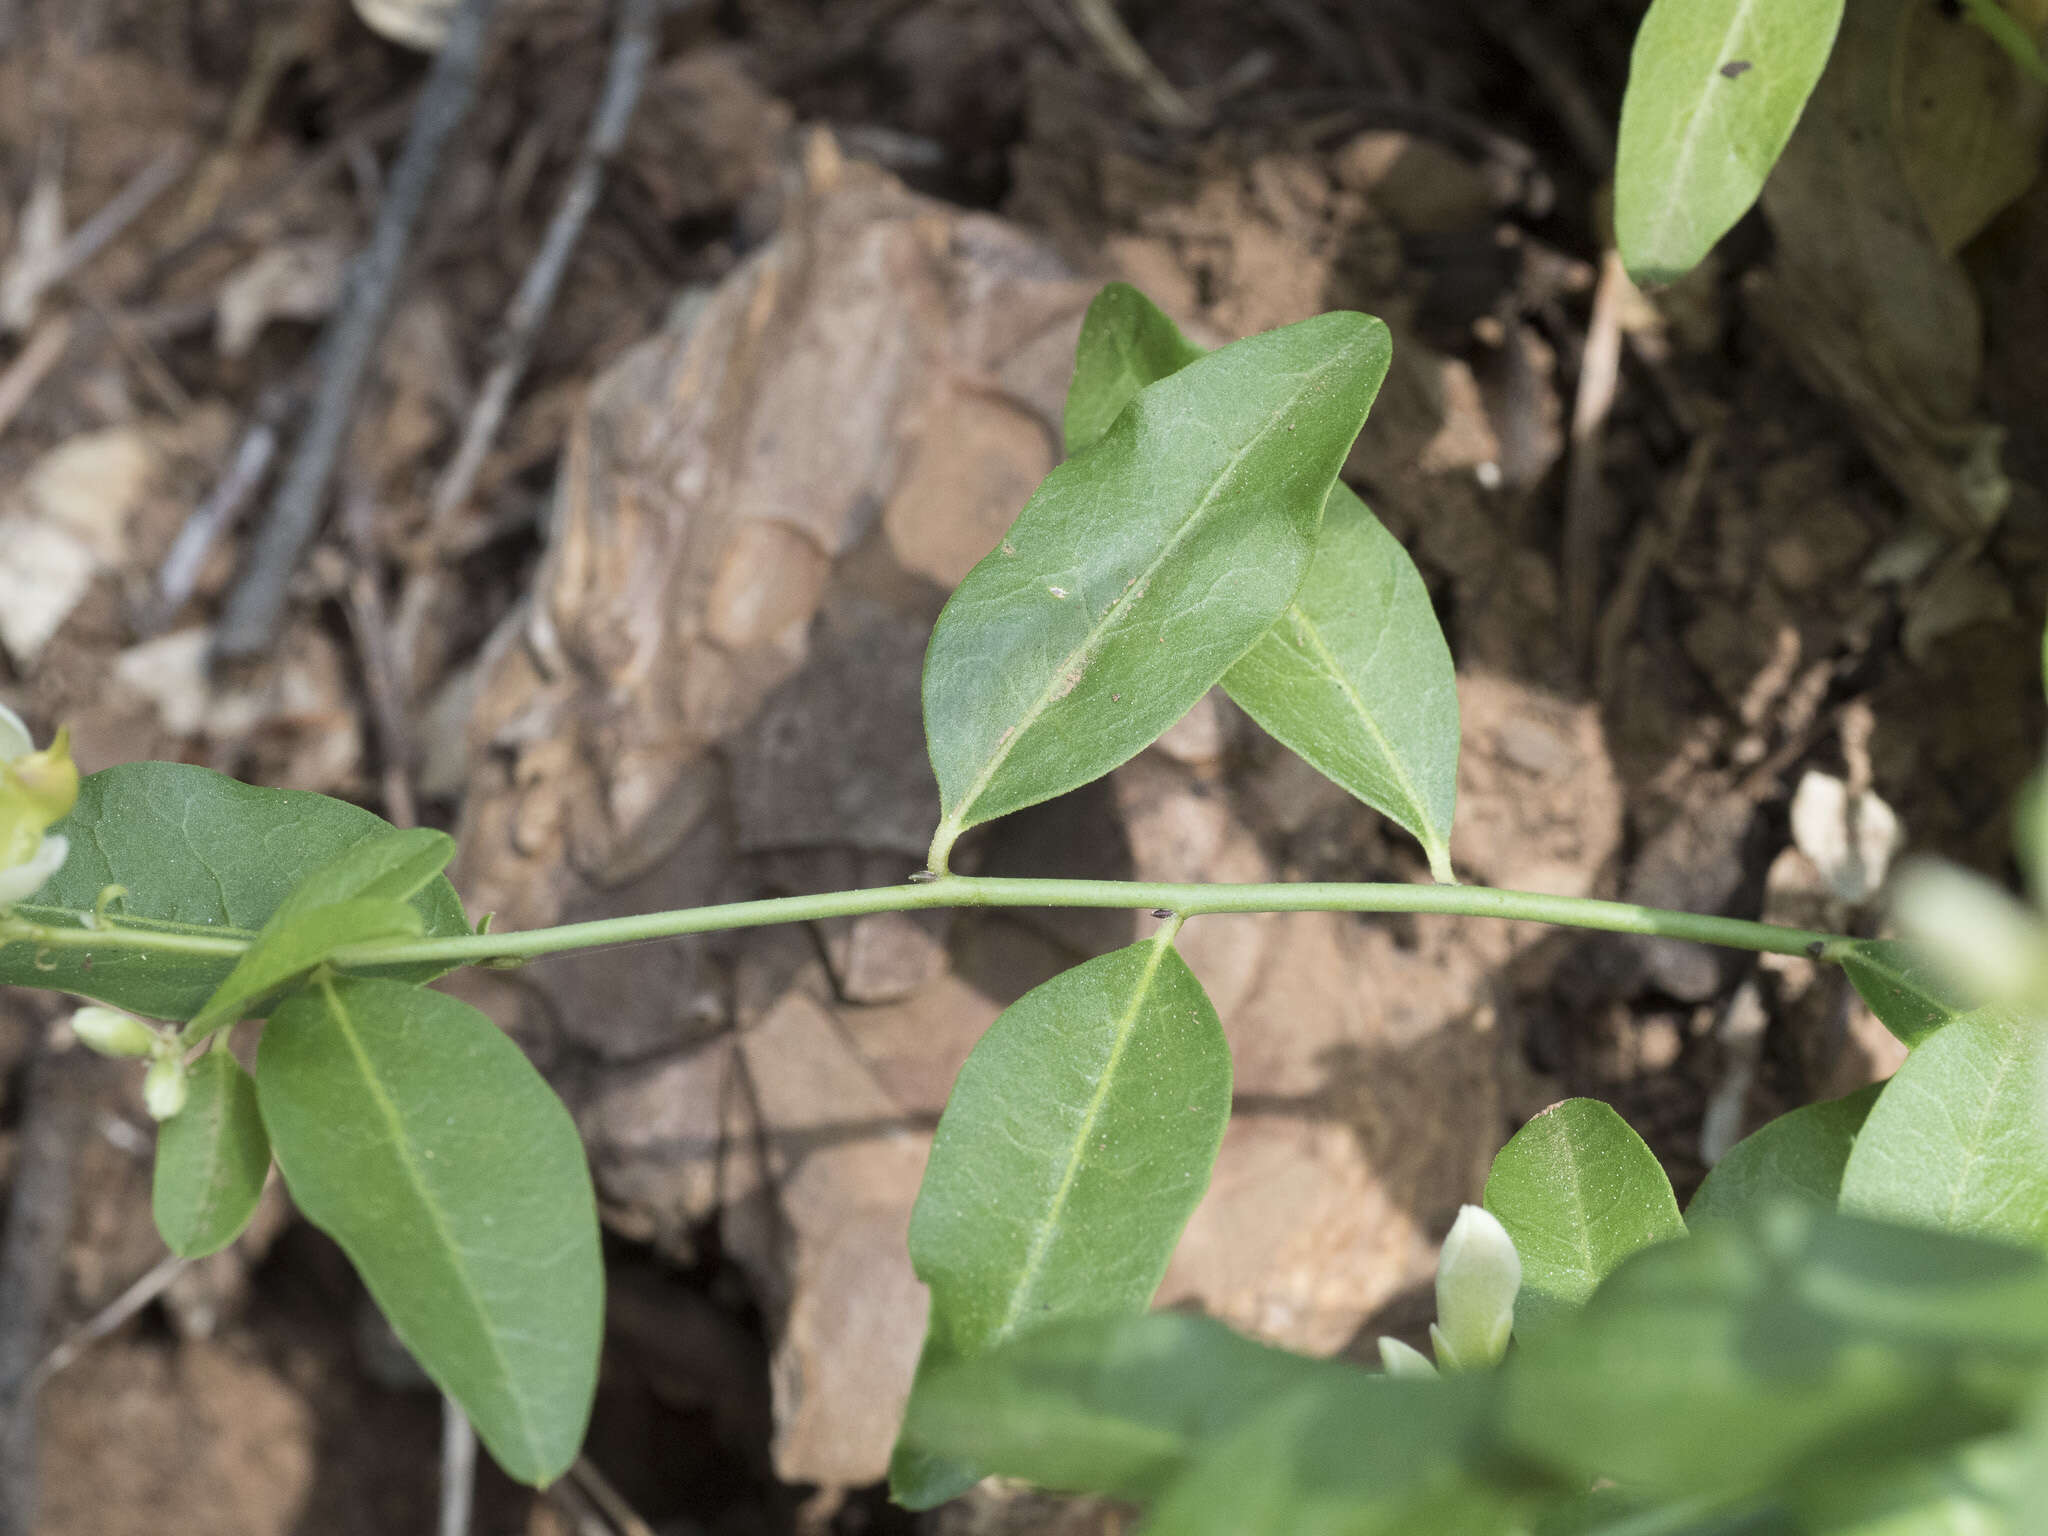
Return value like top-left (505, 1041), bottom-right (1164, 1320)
top-left (0, 143), bottom-right (191, 333)
top-left (430, 0), bottom-right (658, 533)
top-left (32, 1252), bottom-right (186, 1387)
top-left (340, 479), bottom-right (420, 828)
top-left (214, 0), bottom-right (501, 661)
top-left (1563, 248), bottom-right (1629, 667)
top-left (0, 313), bottom-right (71, 441)
top-left (1065, 0), bottom-right (1203, 128)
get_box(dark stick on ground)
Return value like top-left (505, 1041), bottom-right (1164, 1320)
top-left (430, 0), bottom-right (659, 534)
top-left (213, 0), bottom-right (500, 662)
top-left (0, 1041), bottom-right (85, 1536)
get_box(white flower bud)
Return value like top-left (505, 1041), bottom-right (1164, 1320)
top-left (71, 1005), bottom-right (158, 1059)
top-left (1377, 1336), bottom-right (1438, 1380)
top-left (143, 1053), bottom-right (189, 1122)
top-left (1432, 1204), bottom-right (1521, 1371)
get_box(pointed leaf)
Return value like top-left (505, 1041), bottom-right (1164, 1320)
top-left (185, 897), bottom-right (424, 1042)
top-left (152, 1050), bottom-right (270, 1258)
top-left (2, 763), bottom-right (468, 1020)
top-left (1686, 1084), bottom-right (1880, 1228)
top-left (1061, 283), bottom-right (1459, 875)
top-left (922, 311), bottom-right (1391, 865)
top-left (1615, 0), bottom-right (1846, 282)
top-left (1839, 1005), bottom-right (2048, 1247)
top-left (1222, 487), bottom-right (1459, 880)
top-left (1836, 939), bottom-right (1973, 1047)
top-left (257, 976), bottom-right (603, 1484)
top-left (1062, 282), bottom-right (1206, 457)
top-left (1483, 1099), bottom-right (1685, 1332)
top-left (890, 936), bottom-right (1233, 1507)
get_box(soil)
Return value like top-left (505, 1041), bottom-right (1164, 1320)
top-left (0, 0), bottom-right (2043, 1532)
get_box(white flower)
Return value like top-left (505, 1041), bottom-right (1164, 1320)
top-left (1430, 1205), bottom-right (1522, 1372)
top-left (1377, 1336), bottom-right (1438, 1380)
top-left (0, 701), bottom-right (75, 907)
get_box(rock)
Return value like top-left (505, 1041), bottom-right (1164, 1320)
top-left (721, 992), bottom-right (930, 1487)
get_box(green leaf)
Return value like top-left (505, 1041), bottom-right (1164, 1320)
top-left (2, 763), bottom-right (468, 1020)
top-left (1062, 282), bottom-right (1207, 457)
top-left (889, 935), bottom-right (1233, 1507)
top-left (1836, 939), bottom-right (1973, 1047)
top-left (1060, 283), bottom-right (1459, 878)
top-left (1687, 1085), bottom-right (1881, 1229)
top-left (257, 975), bottom-right (603, 1485)
top-left (1221, 487), bottom-right (1460, 881)
top-left (922, 310), bottom-right (1391, 866)
top-left (1614, 0), bottom-right (1846, 282)
top-left (1137, 1373), bottom-right (1508, 1536)
top-left (1838, 1005), bottom-right (2048, 1247)
top-left (184, 827), bottom-right (455, 1040)
top-left (1503, 1204), bottom-right (2048, 1499)
top-left (898, 1311), bottom-right (1349, 1500)
top-left (152, 1049), bottom-right (270, 1258)
top-left (1484, 1099), bottom-right (1686, 1331)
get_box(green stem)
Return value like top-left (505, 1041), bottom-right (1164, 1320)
top-left (2, 877), bottom-right (1850, 975)
top-left (1959, 0), bottom-right (2048, 85)
top-left (334, 876), bottom-right (1842, 968)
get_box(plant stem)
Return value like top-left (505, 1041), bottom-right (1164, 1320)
top-left (2, 877), bottom-right (1851, 975)
top-left (335, 876), bottom-right (1843, 967)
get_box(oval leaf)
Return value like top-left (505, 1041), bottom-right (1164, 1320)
top-left (1892, 0), bottom-right (2048, 254)
top-left (2, 763), bottom-right (468, 1020)
top-left (1836, 938), bottom-right (1972, 1048)
top-left (890, 935), bottom-right (1233, 1507)
top-left (1839, 1005), bottom-right (2048, 1247)
top-left (1615, 0), bottom-right (1846, 282)
top-left (1221, 487), bottom-right (1459, 881)
top-left (258, 975), bottom-right (603, 1484)
top-left (1483, 1098), bottom-right (1685, 1332)
top-left (922, 311), bottom-right (1391, 866)
top-left (152, 1049), bottom-right (270, 1258)
top-left (1686, 1084), bottom-right (1881, 1229)
top-left (1061, 284), bottom-right (1458, 877)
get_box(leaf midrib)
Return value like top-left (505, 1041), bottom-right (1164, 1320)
top-left (1638, 0), bottom-right (1766, 257)
top-left (943, 341), bottom-right (1366, 837)
top-left (992, 936), bottom-right (1175, 1341)
top-left (314, 974), bottom-right (545, 1469)
top-left (1265, 585), bottom-right (1437, 853)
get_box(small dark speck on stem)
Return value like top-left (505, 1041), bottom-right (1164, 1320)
top-left (1720, 59), bottom-right (1752, 78)
top-left (1151, 908), bottom-right (1174, 919)
top-left (908, 871), bottom-right (939, 884)
top-left (1806, 940), bottom-right (1827, 959)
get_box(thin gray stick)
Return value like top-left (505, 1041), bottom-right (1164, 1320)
top-left (431, 0), bottom-right (657, 533)
top-left (0, 313), bottom-right (71, 441)
top-left (439, 1396), bottom-right (478, 1536)
top-left (213, 0), bottom-right (500, 661)
top-left (340, 478), bottom-right (420, 828)
top-left (32, 1251), bottom-right (186, 1387)
top-left (145, 401), bottom-right (287, 636)
top-left (0, 143), bottom-right (192, 332)
top-left (0, 1043), bottom-right (84, 1536)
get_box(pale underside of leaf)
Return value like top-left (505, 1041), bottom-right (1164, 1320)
top-left (1221, 487), bottom-right (1458, 879)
